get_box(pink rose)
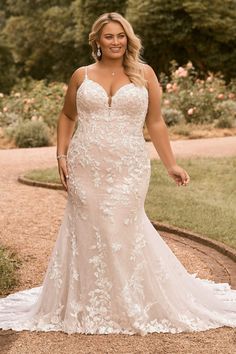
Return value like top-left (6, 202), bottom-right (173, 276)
top-left (166, 83), bottom-right (172, 92)
top-left (175, 67), bottom-right (188, 78)
top-left (206, 76), bottom-right (213, 83)
top-left (172, 83), bottom-right (178, 91)
top-left (187, 108), bottom-right (194, 115)
top-left (217, 94), bottom-right (224, 100)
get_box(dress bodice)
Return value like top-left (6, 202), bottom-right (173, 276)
top-left (75, 70), bottom-right (149, 137)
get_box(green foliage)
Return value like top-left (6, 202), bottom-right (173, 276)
top-left (1, 0), bottom-right (236, 81)
top-left (0, 246), bottom-right (20, 295)
top-left (214, 100), bottom-right (236, 128)
top-left (0, 79), bottom-right (65, 129)
top-left (162, 108), bottom-right (184, 126)
top-left (1, 1), bottom-right (128, 81)
top-left (1, 79), bottom-right (65, 147)
top-left (0, 40), bottom-right (16, 93)
top-left (14, 120), bottom-right (51, 148)
top-left (126, 0), bottom-right (236, 79)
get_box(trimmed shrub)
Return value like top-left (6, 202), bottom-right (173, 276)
top-left (15, 120), bottom-right (50, 148)
top-left (162, 108), bottom-right (184, 126)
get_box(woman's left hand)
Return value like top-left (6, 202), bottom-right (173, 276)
top-left (167, 165), bottom-right (190, 186)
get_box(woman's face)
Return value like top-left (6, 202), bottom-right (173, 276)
top-left (97, 21), bottom-right (127, 60)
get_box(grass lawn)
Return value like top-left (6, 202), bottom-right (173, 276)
top-left (0, 246), bottom-right (21, 295)
top-left (24, 167), bottom-right (61, 184)
top-left (146, 157), bottom-right (236, 249)
top-left (24, 157), bottom-right (236, 249)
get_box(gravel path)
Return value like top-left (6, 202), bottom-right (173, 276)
top-left (0, 138), bottom-right (236, 354)
top-left (147, 136), bottom-right (236, 159)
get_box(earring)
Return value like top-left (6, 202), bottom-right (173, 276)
top-left (97, 46), bottom-right (101, 58)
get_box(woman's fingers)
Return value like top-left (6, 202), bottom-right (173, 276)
top-left (59, 168), bottom-right (68, 190)
top-left (168, 166), bottom-right (190, 186)
top-left (58, 161), bottom-right (69, 190)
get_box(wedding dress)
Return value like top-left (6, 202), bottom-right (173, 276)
top-left (0, 66), bottom-right (236, 335)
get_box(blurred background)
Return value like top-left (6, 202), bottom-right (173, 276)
top-left (0, 0), bottom-right (236, 148)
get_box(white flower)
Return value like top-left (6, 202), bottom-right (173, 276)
top-left (111, 243), bottom-right (122, 253)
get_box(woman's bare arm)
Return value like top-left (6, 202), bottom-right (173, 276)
top-left (56, 68), bottom-right (83, 156)
top-left (56, 67), bottom-right (84, 189)
top-left (144, 64), bottom-right (190, 186)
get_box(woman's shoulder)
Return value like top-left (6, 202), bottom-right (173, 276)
top-left (70, 66), bottom-right (86, 82)
top-left (141, 63), bottom-right (157, 79)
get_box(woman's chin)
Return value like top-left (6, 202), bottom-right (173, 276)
top-left (103, 52), bottom-right (125, 60)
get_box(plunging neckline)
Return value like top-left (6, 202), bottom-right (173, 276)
top-left (76, 78), bottom-right (135, 108)
top-left (87, 78), bottom-right (134, 99)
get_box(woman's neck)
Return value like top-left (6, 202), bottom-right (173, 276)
top-left (97, 57), bottom-right (124, 70)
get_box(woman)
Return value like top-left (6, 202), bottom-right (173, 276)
top-left (0, 12), bottom-right (236, 336)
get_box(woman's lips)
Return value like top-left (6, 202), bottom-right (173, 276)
top-left (110, 47), bottom-right (121, 52)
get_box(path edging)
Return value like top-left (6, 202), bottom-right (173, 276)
top-left (18, 175), bottom-right (64, 190)
top-left (151, 220), bottom-right (236, 263)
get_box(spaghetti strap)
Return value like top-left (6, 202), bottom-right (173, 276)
top-left (84, 66), bottom-right (88, 80)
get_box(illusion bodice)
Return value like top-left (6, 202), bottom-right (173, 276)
top-left (75, 77), bottom-right (149, 135)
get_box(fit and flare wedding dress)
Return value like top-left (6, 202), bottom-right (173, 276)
top-left (1, 67), bottom-right (236, 335)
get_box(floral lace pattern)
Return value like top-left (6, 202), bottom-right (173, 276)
top-left (0, 68), bottom-right (236, 335)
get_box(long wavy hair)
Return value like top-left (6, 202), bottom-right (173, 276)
top-left (89, 12), bottom-right (147, 87)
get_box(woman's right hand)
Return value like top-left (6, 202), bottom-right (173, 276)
top-left (57, 158), bottom-right (69, 190)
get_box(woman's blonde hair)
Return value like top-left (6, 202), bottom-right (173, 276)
top-left (89, 12), bottom-right (147, 87)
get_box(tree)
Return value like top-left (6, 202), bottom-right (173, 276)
top-left (2, 3), bottom-right (77, 81)
top-left (1, 0), bottom-right (128, 81)
top-left (0, 40), bottom-right (16, 93)
top-left (126, 0), bottom-right (236, 79)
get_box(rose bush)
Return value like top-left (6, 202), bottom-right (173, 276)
top-left (0, 64), bottom-right (235, 148)
top-left (0, 79), bottom-right (66, 147)
top-left (161, 61), bottom-right (236, 127)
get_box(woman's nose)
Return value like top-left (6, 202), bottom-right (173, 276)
top-left (113, 36), bottom-right (119, 44)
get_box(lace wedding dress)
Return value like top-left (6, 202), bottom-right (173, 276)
top-left (1, 67), bottom-right (236, 335)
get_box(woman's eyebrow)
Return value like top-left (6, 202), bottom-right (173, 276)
top-left (103, 32), bottom-right (126, 35)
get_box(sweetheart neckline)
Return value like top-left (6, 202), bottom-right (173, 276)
top-left (76, 78), bottom-right (148, 108)
top-left (77, 78), bottom-right (135, 99)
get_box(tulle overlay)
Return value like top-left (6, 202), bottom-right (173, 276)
top-left (1, 67), bottom-right (236, 335)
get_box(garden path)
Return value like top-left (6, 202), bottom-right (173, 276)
top-left (0, 137), bottom-right (236, 354)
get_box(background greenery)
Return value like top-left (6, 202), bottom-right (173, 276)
top-left (0, 1), bottom-right (236, 147)
top-left (1, 0), bottom-right (236, 94)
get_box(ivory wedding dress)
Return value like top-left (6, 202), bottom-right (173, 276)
top-left (1, 67), bottom-right (236, 335)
